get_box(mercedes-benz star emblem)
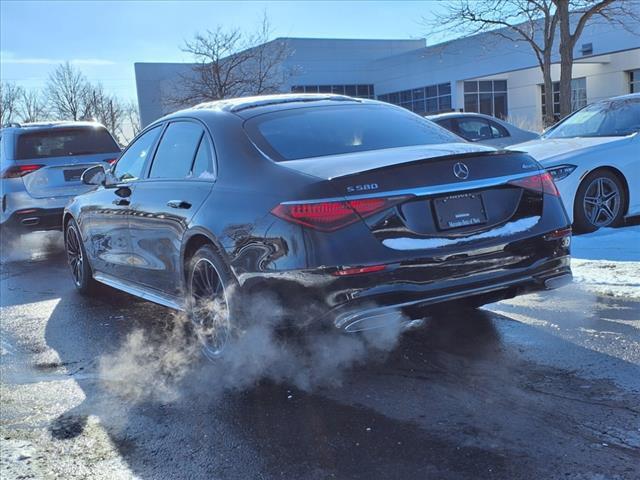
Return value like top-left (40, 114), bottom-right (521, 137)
top-left (453, 162), bottom-right (470, 180)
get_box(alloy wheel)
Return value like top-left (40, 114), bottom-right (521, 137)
top-left (582, 177), bottom-right (621, 228)
top-left (65, 226), bottom-right (84, 287)
top-left (189, 258), bottom-right (231, 360)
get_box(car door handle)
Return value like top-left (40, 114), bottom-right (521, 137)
top-left (113, 198), bottom-right (130, 206)
top-left (167, 200), bottom-right (192, 209)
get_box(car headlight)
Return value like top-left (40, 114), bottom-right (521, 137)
top-left (546, 165), bottom-right (577, 181)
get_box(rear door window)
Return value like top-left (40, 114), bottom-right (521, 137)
top-left (487, 119), bottom-right (510, 138)
top-left (149, 122), bottom-right (204, 179)
top-left (453, 118), bottom-right (492, 141)
top-left (190, 134), bottom-right (215, 179)
top-left (435, 118), bottom-right (455, 131)
top-left (16, 127), bottom-right (120, 160)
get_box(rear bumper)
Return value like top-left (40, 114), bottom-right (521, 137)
top-left (332, 259), bottom-right (571, 331)
top-left (238, 232), bottom-right (572, 331)
top-left (0, 207), bottom-right (65, 232)
top-left (1, 189), bottom-right (72, 232)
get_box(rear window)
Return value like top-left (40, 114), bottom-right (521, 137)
top-left (16, 127), bottom-right (120, 160)
top-left (245, 104), bottom-right (459, 161)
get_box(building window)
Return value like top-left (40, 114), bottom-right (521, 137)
top-left (630, 69), bottom-right (640, 93)
top-left (290, 84), bottom-right (375, 99)
top-left (541, 78), bottom-right (587, 120)
top-left (463, 80), bottom-right (508, 119)
top-left (377, 83), bottom-right (452, 115)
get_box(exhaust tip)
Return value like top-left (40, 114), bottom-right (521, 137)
top-left (544, 273), bottom-right (573, 290)
top-left (20, 217), bottom-right (40, 226)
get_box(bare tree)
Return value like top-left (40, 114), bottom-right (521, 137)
top-left (1, 82), bottom-right (23, 125)
top-left (246, 14), bottom-right (293, 95)
top-left (46, 62), bottom-right (90, 120)
top-left (553, 0), bottom-right (639, 118)
top-left (83, 83), bottom-right (127, 142)
top-left (430, 1), bottom-right (639, 124)
top-left (18, 89), bottom-right (49, 123)
top-left (428, 1), bottom-right (560, 126)
top-left (122, 101), bottom-right (141, 143)
top-left (171, 14), bottom-right (292, 108)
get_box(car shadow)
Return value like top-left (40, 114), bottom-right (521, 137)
top-left (1, 232), bottom-right (68, 308)
top-left (43, 291), bottom-right (640, 479)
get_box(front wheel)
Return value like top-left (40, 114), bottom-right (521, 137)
top-left (186, 245), bottom-right (238, 361)
top-left (65, 219), bottom-right (97, 294)
top-left (573, 170), bottom-right (626, 233)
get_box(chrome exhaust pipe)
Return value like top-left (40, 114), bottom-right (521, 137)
top-left (20, 217), bottom-right (40, 226)
top-left (543, 273), bottom-right (573, 290)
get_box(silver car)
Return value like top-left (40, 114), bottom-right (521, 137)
top-left (427, 112), bottom-right (539, 148)
top-left (1, 121), bottom-right (121, 240)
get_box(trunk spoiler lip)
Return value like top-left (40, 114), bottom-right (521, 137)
top-left (279, 169), bottom-right (543, 205)
top-left (325, 149), bottom-right (527, 181)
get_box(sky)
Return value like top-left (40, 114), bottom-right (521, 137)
top-left (0, 0), bottom-right (451, 102)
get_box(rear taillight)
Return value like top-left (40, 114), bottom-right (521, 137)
top-left (271, 196), bottom-right (409, 231)
top-left (544, 227), bottom-right (572, 240)
top-left (509, 172), bottom-right (560, 197)
top-left (1, 164), bottom-right (44, 179)
top-left (105, 158), bottom-right (118, 165)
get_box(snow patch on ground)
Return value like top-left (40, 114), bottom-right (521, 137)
top-left (571, 225), bottom-right (640, 299)
top-left (571, 259), bottom-right (640, 299)
top-left (383, 216), bottom-right (540, 250)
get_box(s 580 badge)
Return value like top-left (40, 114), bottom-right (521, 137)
top-left (346, 183), bottom-right (379, 193)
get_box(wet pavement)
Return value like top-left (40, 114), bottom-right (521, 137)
top-left (1, 234), bottom-right (639, 480)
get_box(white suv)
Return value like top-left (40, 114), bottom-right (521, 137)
top-left (1, 121), bottom-right (121, 242)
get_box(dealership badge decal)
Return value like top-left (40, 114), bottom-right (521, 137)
top-left (453, 162), bottom-right (470, 180)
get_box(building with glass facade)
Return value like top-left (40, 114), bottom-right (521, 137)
top-left (135, 13), bottom-right (640, 130)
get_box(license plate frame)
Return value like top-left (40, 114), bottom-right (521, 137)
top-left (433, 193), bottom-right (488, 230)
top-left (63, 168), bottom-right (85, 182)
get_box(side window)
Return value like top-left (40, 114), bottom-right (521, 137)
top-left (113, 126), bottom-right (161, 182)
top-left (488, 120), bottom-right (510, 138)
top-left (435, 118), bottom-right (454, 131)
top-left (190, 134), bottom-right (215, 179)
top-left (149, 122), bottom-right (203, 179)
top-left (455, 118), bottom-right (493, 141)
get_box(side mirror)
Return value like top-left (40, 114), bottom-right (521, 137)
top-left (81, 165), bottom-right (106, 186)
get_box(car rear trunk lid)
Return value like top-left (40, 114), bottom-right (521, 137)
top-left (281, 144), bottom-right (545, 244)
top-left (20, 153), bottom-right (117, 199)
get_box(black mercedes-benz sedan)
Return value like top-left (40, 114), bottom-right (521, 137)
top-left (64, 94), bottom-right (572, 357)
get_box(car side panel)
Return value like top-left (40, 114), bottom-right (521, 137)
top-left (625, 135), bottom-right (640, 217)
top-left (73, 186), bottom-right (135, 279)
top-left (544, 136), bottom-right (639, 222)
top-left (126, 180), bottom-right (214, 295)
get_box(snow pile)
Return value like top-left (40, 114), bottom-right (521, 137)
top-left (571, 225), bottom-right (640, 299)
top-left (383, 216), bottom-right (540, 250)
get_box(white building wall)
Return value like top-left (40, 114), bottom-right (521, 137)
top-left (469, 49), bottom-right (640, 130)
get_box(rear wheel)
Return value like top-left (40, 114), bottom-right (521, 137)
top-left (574, 170), bottom-right (626, 233)
top-left (65, 219), bottom-right (97, 294)
top-left (187, 245), bottom-right (238, 361)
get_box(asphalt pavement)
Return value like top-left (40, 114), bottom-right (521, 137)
top-left (1, 233), bottom-right (639, 480)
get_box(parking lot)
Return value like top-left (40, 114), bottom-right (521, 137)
top-left (1, 230), bottom-right (639, 480)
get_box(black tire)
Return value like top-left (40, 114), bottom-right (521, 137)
top-left (573, 170), bottom-right (627, 233)
top-left (186, 244), bottom-right (239, 361)
top-left (64, 219), bottom-right (97, 294)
